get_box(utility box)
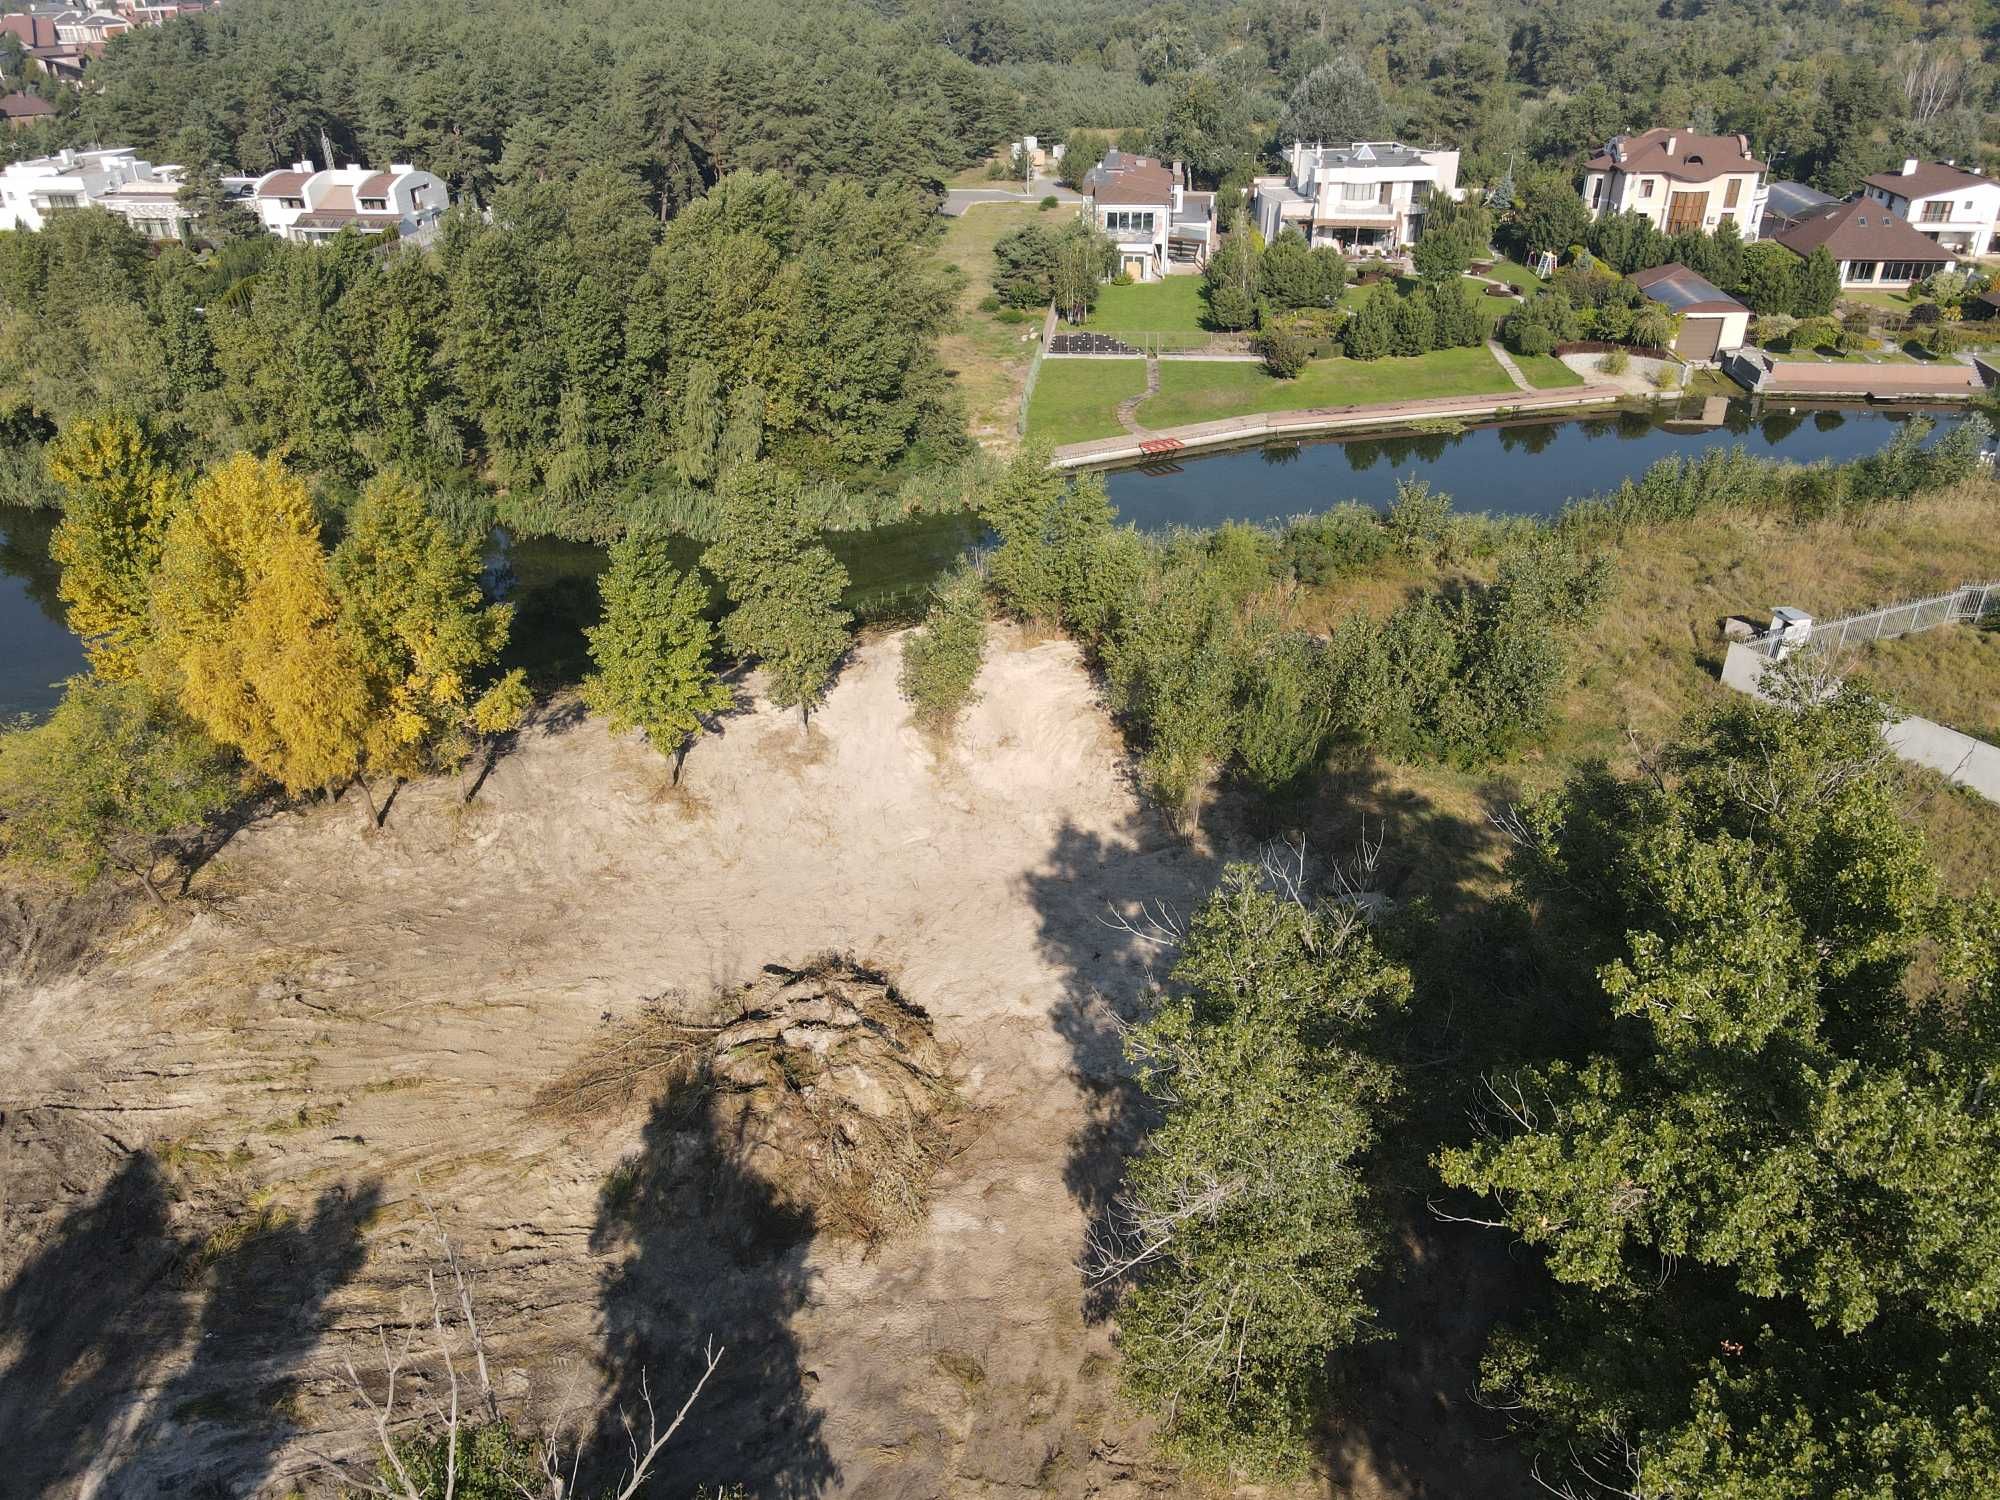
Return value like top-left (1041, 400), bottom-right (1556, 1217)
top-left (1769, 607), bottom-right (1813, 649)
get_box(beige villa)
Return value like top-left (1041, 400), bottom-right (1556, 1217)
top-left (1581, 129), bottom-right (1768, 237)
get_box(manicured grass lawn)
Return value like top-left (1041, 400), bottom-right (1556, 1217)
top-left (1480, 256), bottom-right (1545, 294)
top-left (1840, 289), bottom-right (1919, 312)
top-left (1138, 346), bottom-right (1515, 428)
top-left (1083, 276), bottom-right (1212, 335)
top-left (1511, 352), bottom-right (1587, 388)
top-left (1024, 358), bottom-right (1149, 446)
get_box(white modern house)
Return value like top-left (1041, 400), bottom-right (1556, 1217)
top-left (1581, 129), bottom-right (1768, 237)
top-left (1251, 141), bottom-right (1461, 254)
top-left (250, 159), bottom-right (448, 244)
top-left (0, 145), bottom-right (160, 231)
top-left (1080, 149), bottom-right (1214, 280)
top-left (1860, 160), bottom-right (2000, 257)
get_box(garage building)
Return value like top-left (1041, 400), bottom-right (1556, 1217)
top-left (1630, 262), bottom-right (1751, 362)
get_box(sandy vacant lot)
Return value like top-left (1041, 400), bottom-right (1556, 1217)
top-left (0, 629), bottom-right (1532, 1500)
top-left (0, 630), bottom-right (1229, 1499)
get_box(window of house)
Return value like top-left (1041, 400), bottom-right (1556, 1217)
top-left (1104, 210), bottom-right (1154, 235)
top-left (359, 197), bottom-right (386, 211)
top-left (1339, 181), bottom-right (1375, 203)
top-left (1845, 260), bottom-right (1878, 282)
top-left (40, 192), bottom-right (80, 209)
top-left (1638, 177), bottom-right (1655, 198)
top-left (280, 196), bottom-right (304, 209)
top-left (1588, 180), bottom-right (1602, 208)
top-left (1921, 201), bottom-right (1950, 222)
top-left (1881, 259), bottom-right (1943, 282)
top-left (1723, 178), bottom-right (1741, 208)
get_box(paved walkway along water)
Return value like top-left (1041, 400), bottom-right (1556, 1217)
top-left (1049, 382), bottom-right (1630, 469)
top-left (1114, 359), bottom-right (1163, 434)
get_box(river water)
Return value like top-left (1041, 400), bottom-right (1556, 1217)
top-left (0, 401), bottom-right (1967, 720)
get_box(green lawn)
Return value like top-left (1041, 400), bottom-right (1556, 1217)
top-left (1137, 346), bottom-right (1516, 429)
top-left (1511, 352), bottom-right (1586, 388)
top-left (1839, 289), bottom-right (1919, 312)
top-left (1083, 276), bottom-right (1212, 335)
top-left (934, 201), bottom-right (1051, 448)
top-left (1024, 358), bottom-right (1149, 446)
top-left (1479, 256), bottom-right (1545, 294)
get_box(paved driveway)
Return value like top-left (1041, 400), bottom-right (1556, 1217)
top-left (943, 176), bottom-right (1081, 215)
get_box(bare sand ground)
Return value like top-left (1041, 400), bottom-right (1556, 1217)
top-left (0, 628), bottom-right (1533, 1500)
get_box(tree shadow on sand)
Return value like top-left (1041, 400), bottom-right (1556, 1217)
top-left (588, 1090), bottom-right (836, 1499)
top-left (0, 1152), bottom-right (380, 1498)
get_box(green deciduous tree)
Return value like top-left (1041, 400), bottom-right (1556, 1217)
top-left (702, 462), bottom-right (852, 729)
top-left (1107, 864), bottom-right (1406, 1475)
top-left (0, 676), bottom-right (235, 904)
top-left (1436, 676), bottom-right (2000, 1497)
top-left (1277, 55), bottom-right (1385, 147)
top-left (582, 531), bottom-right (733, 775)
top-left (1736, 241), bottom-right (1801, 316)
top-left (898, 559), bottom-right (988, 734)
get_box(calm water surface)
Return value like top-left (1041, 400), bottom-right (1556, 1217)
top-left (1098, 399), bottom-right (1962, 528)
top-left (0, 400), bottom-right (1969, 717)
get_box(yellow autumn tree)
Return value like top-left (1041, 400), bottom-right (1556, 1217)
top-left (150, 453), bottom-right (372, 801)
top-left (46, 414), bottom-right (188, 680)
top-left (329, 469), bottom-right (524, 808)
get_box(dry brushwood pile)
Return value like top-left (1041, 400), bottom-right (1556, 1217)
top-left (538, 955), bottom-right (964, 1243)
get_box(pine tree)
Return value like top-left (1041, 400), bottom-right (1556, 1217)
top-left (702, 462), bottom-right (853, 730)
top-left (581, 531), bottom-right (734, 776)
top-left (1797, 244), bottom-right (1841, 318)
top-left (1341, 286), bottom-right (1395, 359)
top-left (1391, 293), bottom-right (1436, 356)
top-left (46, 414), bottom-right (188, 681)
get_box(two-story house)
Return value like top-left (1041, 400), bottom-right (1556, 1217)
top-left (1581, 129), bottom-right (1768, 237)
top-left (251, 159), bottom-right (449, 245)
top-left (1251, 140), bottom-right (1460, 253)
top-left (1080, 150), bottom-right (1214, 281)
top-left (1860, 160), bottom-right (2000, 257)
top-left (0, 145), bottom-right (157, 230)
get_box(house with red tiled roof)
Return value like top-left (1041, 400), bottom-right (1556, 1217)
top-left (1860, 159), bottom-right (2000, 257)
top-left (250, 158), bottom-right (448, 245)
top-left (1768, 198), bottom-right (1952, 289)
top-left (1081, 149), bottom-right (1213, 281)
top-left (0, 90), bottom-right (55, 128)
top-left (1581, 128), bottom-right (1768, 237)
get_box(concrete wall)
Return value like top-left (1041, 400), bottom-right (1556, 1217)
top-left (1721, 642), bottom-right (2000, 803)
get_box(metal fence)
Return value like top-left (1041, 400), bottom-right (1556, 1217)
top-left (1741, 581), bottom-right (1999, 658)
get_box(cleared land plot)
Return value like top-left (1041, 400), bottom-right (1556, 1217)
top-left (1024, 357), bottom-right (1149, 446)
top-left (934, 202), bottom-right (1049, 449)
top-left (1138, 346), bottom-right (1515, 428)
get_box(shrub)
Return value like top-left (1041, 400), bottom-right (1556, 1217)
top-left (977, 293), bottom-right (1001, 313)
top-left (1648, 363), bottom-right (1681, 391)
top-left (899, 561), bottom-right (989, 733)
top-left (1512, 322), bottom-right (1555, 357)
top-left (1281, 506), bottom-right (1387, 584)
top-left (1259, 322), bottom-right (1312, 379)
top-left (1596, 347), bottom-right (1630, 375)
top-left (1039, 195), bottom-right (1058, 210)
top-left (1110, 270), bottom-right (1134, 287)
top-left (1385, 477), bottom-right (1451, 562)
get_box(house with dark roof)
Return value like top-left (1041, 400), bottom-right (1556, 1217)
top-left (1860, 159), bottom-right (2000, 257)
top-left (0, 90), bottom-right (55, 128)
top-left (1251, 139), bottom-right (1460, 254)
top-left (1768, 199), bottom-right (1951, 289)
top-left (250, 158), bottom-right (448, 245)
top-left (1081, 150), bottom-right (1213, 281)
top-left (1630, 262), bottom-right (1749, 361)
top-left (1581, 128), bottom-right (1768, 237)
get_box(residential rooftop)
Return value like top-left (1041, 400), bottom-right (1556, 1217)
top-left (1771, 198), bottom-right (1951, 263)
top-left (1862, 160), bottom-right (1991, 200)
top-left (1587, 128), bottom-right (1768, 183)
top-left (1630, 262), bottom-right (1745, 315)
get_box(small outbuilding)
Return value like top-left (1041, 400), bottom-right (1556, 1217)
top-left (1630, 262), bottom-right (1750, 361)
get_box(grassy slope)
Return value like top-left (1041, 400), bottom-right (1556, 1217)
top-left (1287, 486), bottom-right (2000, 908)
top-left (933, 202), bottom-right (1056, 451)
top-left (1855, 622), bottom-right (2000, 741)
top-left (1083, 276), bottom-right (1212, 335)
top-left (1510, 352), bottom-right (1586, 388)
top-left (1023, 358), bottom-right (1149, 446)
top-left (1138, 346), bottom-right (1515, 428)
